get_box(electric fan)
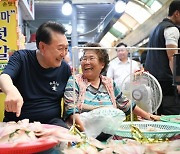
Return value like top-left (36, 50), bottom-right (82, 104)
top-left (121, 72), bottom-right (162, 113)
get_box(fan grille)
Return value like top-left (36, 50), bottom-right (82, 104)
top-left (121, 72), bottom-right (162, 113)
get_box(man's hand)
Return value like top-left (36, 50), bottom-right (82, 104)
top-left (5, 86), bottom-right (23, 117)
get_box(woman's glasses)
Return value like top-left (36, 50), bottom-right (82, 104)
top-left (81, 56), bottom-right (98, 62)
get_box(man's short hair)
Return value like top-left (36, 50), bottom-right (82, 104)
top-left (168, 0), bottom-right (180, 16)
top-left (36, 21), bottom-right (66, 49)
top-left (116, 42), bottom-right (127, 47)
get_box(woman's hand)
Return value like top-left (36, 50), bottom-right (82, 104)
top-left (69, 114), bottom-right (85, 132)
top-left (148, 113), bottom-right (161, 121)
top-left (134, 68), bottom-right (145, 77)
top-left (133, 106), bottom-right (161, 121)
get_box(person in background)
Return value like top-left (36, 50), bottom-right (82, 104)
top-left (64, 43), bottom-right (160, 140)
top-left (0, 21), bottom-right (71, 127)
top-left (145, 0), bottom-right (180, 115)
top-left (107, 42), bottom-right (140, 88)
top-left (140, 50), bottom-right (147, 68)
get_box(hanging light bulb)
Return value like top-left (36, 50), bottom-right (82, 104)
top-left (62, 0), bottom-right (72, 16)
top-left (115, 0), bottom-right (126, 13)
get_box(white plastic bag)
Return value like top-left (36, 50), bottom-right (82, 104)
top-left (80, 107), bottom-right (125, 138)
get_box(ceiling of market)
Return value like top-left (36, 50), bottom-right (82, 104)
top-left (27, 0), bottom-right (170, 46)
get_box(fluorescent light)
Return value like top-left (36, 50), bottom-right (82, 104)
top-left (115, 1), bottom-right (126, 13)
top-left (62, 1), bottom-right (72, 16)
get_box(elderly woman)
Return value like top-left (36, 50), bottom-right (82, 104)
top-left (64, 43), bottom-right (160, 134)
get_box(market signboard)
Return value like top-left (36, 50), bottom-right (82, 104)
top-left (0, 0), bottom-right (18, 121)
top-left (0, 0), bottom-right (18, 65)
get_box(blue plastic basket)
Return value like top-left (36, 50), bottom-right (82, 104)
top-left (115, 121), bottom-right (180, 139)
top-left (160, 115), bottom-right (180, 124)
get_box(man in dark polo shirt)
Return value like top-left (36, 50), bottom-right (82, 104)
top-left (145, 0), bottom-right (180, 115)
top-left (0, 21), bottom-right (71, 127)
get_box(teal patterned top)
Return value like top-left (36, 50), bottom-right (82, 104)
top-left (64, 76), bottom-right (136, 119)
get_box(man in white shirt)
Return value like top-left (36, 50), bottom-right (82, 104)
top-left (107, 43), bottom-right (140, 87)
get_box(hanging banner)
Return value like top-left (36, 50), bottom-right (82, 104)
top-left (0, 0), bottom-right (18, 70)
